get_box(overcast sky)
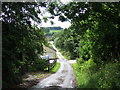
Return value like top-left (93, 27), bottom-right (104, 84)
top-left (40, 7), bottom-right (71, 29)
top-left (31, 1), bottom-right (72, 29)
top-left (41, 16), bottom-right (71, 29)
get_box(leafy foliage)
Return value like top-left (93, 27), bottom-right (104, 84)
top-left (51, 2), bottom-right (120, 88)
top-left (2, 2), bottom-right (120, 88)
top-left (2, 2), bottom-right (48, 88)
top-left (73, 60), bottom-right (120, 88)
top-left (52, 2), bottom-right (120, 62)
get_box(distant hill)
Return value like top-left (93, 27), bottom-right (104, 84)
top-left (42, 26), bottom-right (63, 40)
top-left (42, 27), bottom-right (63, 30)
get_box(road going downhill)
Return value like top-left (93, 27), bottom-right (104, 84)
top-left (30, 42), bottom-right (76, 89)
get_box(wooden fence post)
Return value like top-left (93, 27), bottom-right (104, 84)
top-left (47, 60), bottom-right (50, 72)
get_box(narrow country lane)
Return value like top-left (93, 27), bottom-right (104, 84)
top-left (30, 43), bottom-right (76, 89)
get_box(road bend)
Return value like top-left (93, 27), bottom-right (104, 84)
top-left (30, 43), bottom-right (76, 89)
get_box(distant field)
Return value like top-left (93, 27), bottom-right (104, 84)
top-left (49, 30), bottom-right (61, 34)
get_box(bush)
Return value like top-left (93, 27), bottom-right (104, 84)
top-left (73, 59), bottom-right (120, 88)
top-left (27, 58), bottom-right (48, 72)
top-left (98, 62), bottom-right (120, 88)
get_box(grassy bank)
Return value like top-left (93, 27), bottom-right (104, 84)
top-left (50, 63), bottom-right (60, 73)
top-left (72, 59), bottom-right (120, 88)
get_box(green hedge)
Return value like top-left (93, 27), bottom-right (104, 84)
top-left (72, 59), bottom-right (120, 88)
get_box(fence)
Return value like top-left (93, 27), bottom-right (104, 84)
top-left (18, 56), bottom-right (58, 75)
top-left (47, 58), bottom-right (58, 72)
top-left (39, 55), bottom-right (58, 71)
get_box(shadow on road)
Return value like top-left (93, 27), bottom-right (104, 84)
top-left (44, 86), bottom-right (62, 90)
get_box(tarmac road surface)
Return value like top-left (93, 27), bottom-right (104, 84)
top-left (30, 42), bottom-right (76, 89)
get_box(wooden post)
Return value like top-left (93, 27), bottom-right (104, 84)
top-left (47, 60), bottom-right (50, 72)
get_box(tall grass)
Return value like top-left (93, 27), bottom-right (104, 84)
top-left (72, 59), bottom-right (120, 88)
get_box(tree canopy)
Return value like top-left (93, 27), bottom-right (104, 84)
top-left (52, 2), bottom-right (120, 62)
top-left (51, 2), bottom-right (120, 88)
top-left (2, 2), bottom-right (120, 88)
top-left (2, 2), bottom-right (48, 87)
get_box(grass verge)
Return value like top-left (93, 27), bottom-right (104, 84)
top-left (72, 62), bottom-right (100, 88)
top-left (72, 63), bottom-right (82, 87)
top-left (50, 63), bottom-right (60, 73)
top-left (72, 59), bottom-right (120, 88)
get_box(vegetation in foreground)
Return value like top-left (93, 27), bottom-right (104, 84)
top-left (72, 60), bottom-right (120, 88)
top-left (2, 2), bottom-right (51, 88)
